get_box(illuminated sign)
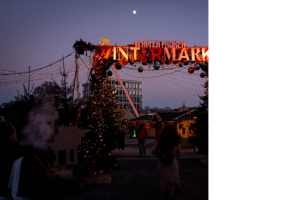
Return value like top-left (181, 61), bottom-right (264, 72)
top-left (93, 40), bottom-right (209, 63)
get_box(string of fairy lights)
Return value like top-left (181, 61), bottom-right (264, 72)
top-left (0, 64), bottom-right (90, 99)
top-left (116, 61), bottom-right (204, 109)
top-left (119, 67), bottom-right (200, 108)
top-left (0, 52), bottom-right (207, 110)
top-left (0, 53), bottom-right (92, 100)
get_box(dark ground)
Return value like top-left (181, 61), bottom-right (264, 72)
top-left (60, 157), bottom-right (208, 200)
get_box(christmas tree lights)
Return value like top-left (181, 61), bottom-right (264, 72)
top-left (78, 57), bottom-right (125, 174)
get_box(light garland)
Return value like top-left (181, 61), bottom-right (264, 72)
top-left (0, 52), bottom-right (75, 76)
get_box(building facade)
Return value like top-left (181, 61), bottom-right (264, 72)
top-left (82, 78), bottom-right (142, 115)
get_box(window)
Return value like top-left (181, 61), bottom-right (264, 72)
top-left (129, 83), bottom-right (132, 88)
top-left (116, 81), bottom-right (119, 85)
top-left (139, 83), bottom-right (142, 89)
top-left (140, 91), bottom-right (142, 95)
top-left (133, 91), bottom-right (135, 95)
top-left (119, 90), bottom-right (122, 95)
top-left (123, 97), bottom-right (126, 102)
top-left (129, 90), bottom-right (132, 95)
top-left (137, 98), bottom-right (139, 103)
top-left (126, 82), bottom-right (129, 88)
top-left (133, 83), bottom-right (135, 88)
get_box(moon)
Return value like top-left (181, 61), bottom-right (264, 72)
top-left (133, 10), bottom-right (136, 14)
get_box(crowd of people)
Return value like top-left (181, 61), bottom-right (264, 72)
top-left (1, 121), bottom-right (184, 200)
top-left (119, 122), bottom-right (185, 199)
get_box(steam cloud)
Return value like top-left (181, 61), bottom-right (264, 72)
top-left (19, 101), bottom-right (54, 150)
top-left (20, 123), bottom-right (48, 150)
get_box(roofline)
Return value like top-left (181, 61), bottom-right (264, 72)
top-left (173, 108), bottom-right (197, 120)
top-left (153, 112), bottom-right (162, 121)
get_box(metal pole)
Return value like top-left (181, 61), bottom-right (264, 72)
top-left (111, 65), bottom-right (139, 118)
top-left (28, 66), bottom-right (30, 97)
top-left (71, 52), bottom-right (78, 111)
top-left (75, 52), bottom-right (80, 100)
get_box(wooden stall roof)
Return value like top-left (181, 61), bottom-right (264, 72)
top-left (153, 109), bottom-right (196, 122)
top-left (129, 114), bottom-right (153, 122)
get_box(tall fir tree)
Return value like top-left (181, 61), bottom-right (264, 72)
top-left (52, 65), bottom-right (80, 126)
top-left (189, 64), bottom-right (209, 154)
top-left (78, 57), bottom-right (125, 174)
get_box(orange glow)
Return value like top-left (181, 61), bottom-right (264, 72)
top-left (178, 48), bottom-right (190, 61)
top-left (129, 47), bottom-right (140, 60)
top-left (202, 47), bottom-right (209, 60)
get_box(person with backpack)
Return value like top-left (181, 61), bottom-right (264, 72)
top-left (151, 124), bottom-right (184, 200)
top-left (136, 123), bottom-right (147, 156)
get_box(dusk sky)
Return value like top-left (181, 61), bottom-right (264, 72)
top-left (0, 0), bottom-right (208, 109)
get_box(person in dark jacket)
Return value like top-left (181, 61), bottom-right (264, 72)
top-left (0, 121), bottom-right (56, 200)
top-left (117, 127), bottom-right (125, 152)
top-left (136, 123), bottom-right (147, 156)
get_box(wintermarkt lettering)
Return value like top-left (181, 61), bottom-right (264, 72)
top-left (93, 40), bottom-right (209, 62)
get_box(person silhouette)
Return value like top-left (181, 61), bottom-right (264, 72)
top-left (151, 124), bottom-right (184, 200)
top-left (136, 124), bottom-right (147, 156)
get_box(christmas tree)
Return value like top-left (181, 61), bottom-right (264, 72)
top-left (189, 56), bottom-right (208, 154)
top-left (78, 57), bottom-right (125, 174)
